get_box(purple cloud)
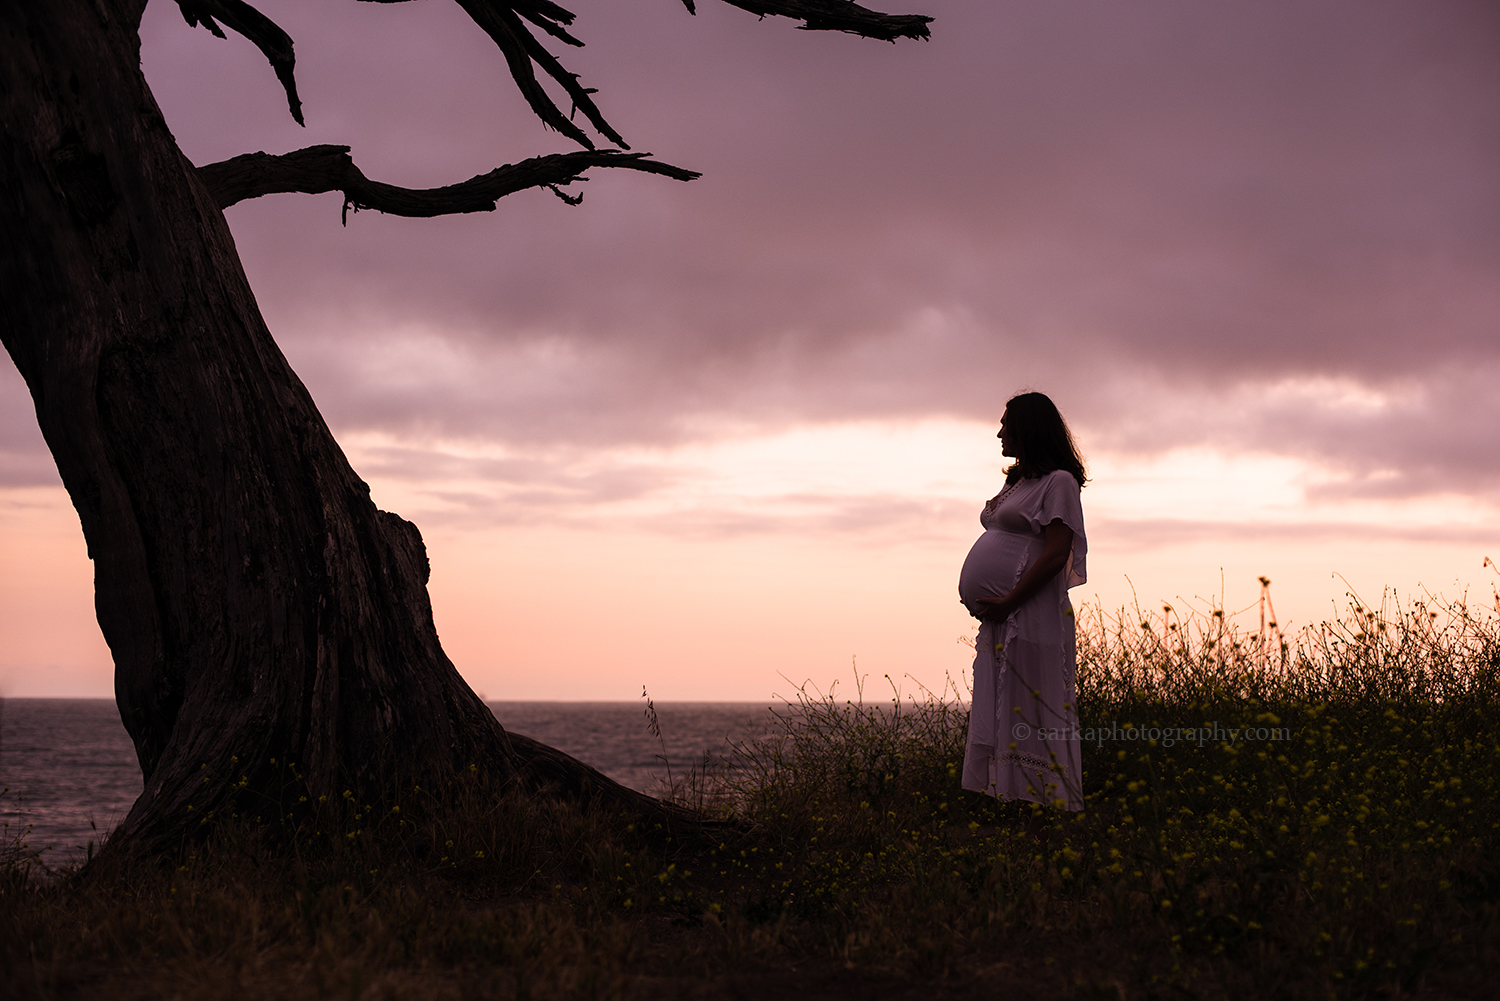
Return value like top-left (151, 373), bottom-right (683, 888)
top-left (3, 0), bottom-right (1497, 503)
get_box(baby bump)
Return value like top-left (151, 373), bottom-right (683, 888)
top-left (958, 530), bottom-right (1033, 606)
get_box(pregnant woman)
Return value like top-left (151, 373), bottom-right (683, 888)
top-left (958, 392), bottom-right (1088, 811)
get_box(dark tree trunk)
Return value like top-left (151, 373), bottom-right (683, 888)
top-left (0, 0), bottom-right (663, 856)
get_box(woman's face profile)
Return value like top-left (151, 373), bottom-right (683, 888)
top-left (997, 410), bottom-right (1014, 458)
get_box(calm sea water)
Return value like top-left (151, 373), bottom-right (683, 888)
top-left (0, 699), bottom-right (774, 864)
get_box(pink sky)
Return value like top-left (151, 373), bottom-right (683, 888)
top-left (3, 0), bottom-right (1498, 700)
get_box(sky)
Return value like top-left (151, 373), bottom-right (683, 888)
top-left (3, 0), bottom-right (1498, 701)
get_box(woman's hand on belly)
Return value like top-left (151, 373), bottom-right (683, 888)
top-left (961, 590), bottom-right (1015, 621)
top-left (972, 593), bottom-right (1019, 622)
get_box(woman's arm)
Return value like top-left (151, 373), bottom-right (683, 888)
top-left (975, 519), bottom-right (1074, 622)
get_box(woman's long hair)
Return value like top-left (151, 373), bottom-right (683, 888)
top-left (1003, 392), bottom-right (1088, 487)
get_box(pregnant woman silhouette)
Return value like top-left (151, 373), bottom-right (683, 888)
top-left (958, 392), bottom-right (1088, 810)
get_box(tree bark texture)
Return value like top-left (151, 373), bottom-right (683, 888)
top-left (0, 0), bottom-right (667, 855)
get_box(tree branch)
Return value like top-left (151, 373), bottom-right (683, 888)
top-left (709, 0), bottom-right (932, 41)
top-left (173, 0), bottom-right (931, 144)
top-left (511, 0), bottom-right (586, 47)
top-left (196, 145), bottom-right (700, 218)
top-left (175, 0), bottom-right (304, 125)
top-left (452, 1), bottom-right (625, 149)
top-left (358, 0), bottom-right (619, 149)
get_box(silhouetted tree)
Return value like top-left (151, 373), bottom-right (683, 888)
top-left (0, 0), bottom-right (930, 854)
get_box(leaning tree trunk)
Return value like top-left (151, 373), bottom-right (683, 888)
top-left (0, 0), bottom-right (665, 856)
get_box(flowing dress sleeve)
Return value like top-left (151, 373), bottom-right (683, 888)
top-left (1024, 470), bottom-right (1087, 588)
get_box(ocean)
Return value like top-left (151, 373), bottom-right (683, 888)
top-left (0, 698), bottom-right (776, 864)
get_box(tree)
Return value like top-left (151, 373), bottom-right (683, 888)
top-left (0, 0), bottom-right (930, 855)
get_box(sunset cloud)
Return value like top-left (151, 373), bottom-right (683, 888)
top-left (3, 0), bottom-right (1496, 697)
top-left (131, 1), bottom-right (1496, 469)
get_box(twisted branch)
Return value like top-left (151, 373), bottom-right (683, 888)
top-left (687, 0), bottom-right (931, 41)
top-left (452, 0), bottom-right (624, 149)
top-left (174, 0), bottom-right (304, 125)
top-left (177, 0), bottom-right (932, 151)
top-left (196, 144), bottom-right (699, 218)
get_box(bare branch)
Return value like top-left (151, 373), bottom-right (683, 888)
top-left (512, 0), bottom-right (585, 47)
top-left (713, 0), bottom-right (932, 41)
top-left (196, 145), bottom-right (699, 220)
top-left (460, 3), bottom-right (592, 148)
top-left (359, 0), bottom-right (615, 148)
top-left (356, 0), bottom-right (931, 154)
top-left (175, 0), bottom-right (305, 124)
top-left (179, 0), bottom-right (931, 146)
top-left (453, 1), bottom-right (625, 149)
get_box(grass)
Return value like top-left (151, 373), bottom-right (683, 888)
top-left (4, 582), bottom-right (1500, 999)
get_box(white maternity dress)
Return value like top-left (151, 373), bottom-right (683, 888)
top-left (957, 469), bottom-right (1087, 810)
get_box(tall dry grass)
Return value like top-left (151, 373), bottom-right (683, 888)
top-left (4, 580), bottom-right (1500, 999)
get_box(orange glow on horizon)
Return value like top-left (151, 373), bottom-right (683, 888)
top-left (4, 421), bottom-right (1494, 701)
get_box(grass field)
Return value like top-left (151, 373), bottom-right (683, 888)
top-left (5, 583), bottom-right (1499, 999)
